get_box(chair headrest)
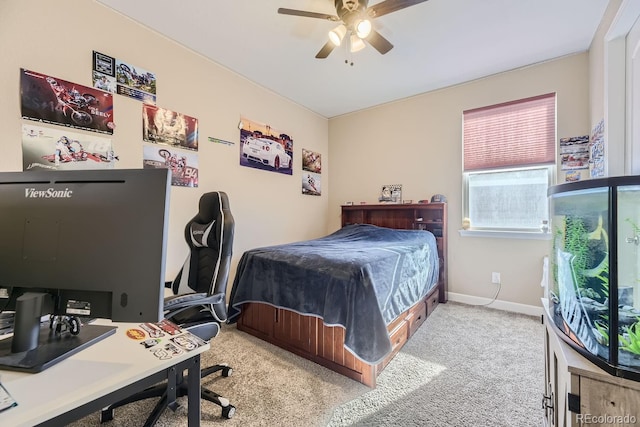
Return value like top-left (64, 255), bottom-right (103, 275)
top-left (189, 220), bottom-right (216, 248)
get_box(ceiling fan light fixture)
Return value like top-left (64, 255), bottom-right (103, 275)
top-left (354, 18), bottom-right (372, 39)
top-left (350, 34), bottom-right (366, 53)
top-left (328, 24), bottom-right (347, 46)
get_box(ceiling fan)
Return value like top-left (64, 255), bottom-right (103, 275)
top-left (278, 0), bottom-right (429, 58)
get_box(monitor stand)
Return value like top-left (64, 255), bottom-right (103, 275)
top-left (0, 323), bottom-right (116, 372)
top-left (0, 292), bottom-right (116, 373)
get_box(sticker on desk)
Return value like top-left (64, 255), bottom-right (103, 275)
top-left (140, 338), bottom-right (161, 349)
top-left (154, 319), bottom-right (182, 336)
top-left (125, 328), bottom-right (146, 340)
top-left (150, 342), bottom-right (183, 360)
top-left (170, 333), bottom-right (206, 352)
top-left (139, 322), bottom-right (165, 338)
top-left (0, 381), bottom-right (17, 413)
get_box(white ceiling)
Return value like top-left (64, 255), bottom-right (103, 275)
top-left (96, 0), bottom-right (609, 118)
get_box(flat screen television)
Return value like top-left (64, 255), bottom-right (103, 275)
top-left (0, 168), bottom-right (171, 372)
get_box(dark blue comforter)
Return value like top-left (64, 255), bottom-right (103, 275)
top-left (227, 224), bottom-right (439, 364)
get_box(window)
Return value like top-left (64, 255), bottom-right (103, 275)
top-left (463, 93), bottom-right (556, 232)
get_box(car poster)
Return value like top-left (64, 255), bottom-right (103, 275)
top-left (20, 68), bottom-right (114, 135)
top-left (142, 104), bottom-right (198, 151)
top-left (239, 116), bottom-right (293, 175)
top-left (22, 124), bottom-right (118, 171)
top-left (92, 51), bottom-right (157, 104)
top-left (302, 149), bottom-right (321, 196)
top-left (142, 144), bottom-right (199, 188)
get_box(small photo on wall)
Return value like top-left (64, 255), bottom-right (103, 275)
top-left (559, 135), bottom-right (589, 171)
top-left (22, 124), bottom-right (118, 171)
top-left (143, 145), bottom-right (199, 188)
top-left (302, 149), bottom-right (321, 174)
top-left (379, 184), bottom-right (402, 203)
top-left (143, 104), bottom-right (198, 151)
top-left (92, 51), bottom-right (157, 104)
top-left (302, 172), bottom-right (321, 196)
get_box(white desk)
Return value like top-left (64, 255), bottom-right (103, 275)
top-left (0, 320), bottom-right (209, 427)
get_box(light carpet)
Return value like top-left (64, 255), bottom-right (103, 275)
top-left (71, 302), bottom-right (544, 427)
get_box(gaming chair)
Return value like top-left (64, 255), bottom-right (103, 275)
top-left (100, 191), bottom-right (236, 423)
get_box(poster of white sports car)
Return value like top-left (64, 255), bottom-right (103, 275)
top-left (239, 116), bottom-right (293, 175)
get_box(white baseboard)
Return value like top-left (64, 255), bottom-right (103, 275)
top-left (447, 292), bottom-right (543, 317)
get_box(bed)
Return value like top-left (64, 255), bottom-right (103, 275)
top-left (227, 203), bottom-right (447, 387)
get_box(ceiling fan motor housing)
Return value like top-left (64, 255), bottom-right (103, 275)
top-left (335, 0), bottom-right (369, 26)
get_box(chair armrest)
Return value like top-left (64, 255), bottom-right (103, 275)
top-left (164, 292), bottom-right (225, 313)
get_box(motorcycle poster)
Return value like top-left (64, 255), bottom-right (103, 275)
top-left (142, 104), bottom-right (198, 151)
top-left (301, 149), bottom-right (321, 196)
top-left (142, 145), bottom-right (199, 188)
top-left (302, 148), bottom-right (322, 174)
top-left (302, 171), bottom-right (322, 196)
top-left (92, 51), bottom-right (157, 105)
top-left (20, 69), bottom-right (114, 135)
top-left (22, 124), bottom-right (119, 171)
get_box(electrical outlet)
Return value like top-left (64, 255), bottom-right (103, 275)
top-left (492, 272), bottom-right (501, 284)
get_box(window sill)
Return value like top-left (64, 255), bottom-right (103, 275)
top-left (458, 229), bottom-right (552, 240)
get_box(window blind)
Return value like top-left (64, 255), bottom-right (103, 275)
top-left (463, 93), bottom-right (556, 171)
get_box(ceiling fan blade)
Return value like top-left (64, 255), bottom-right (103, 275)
top-left (367, 0), bottom-right (430, 19)
top-left (315, 41), bottom-right (336, 59)
top-left (278, 8), bottom-right (339, 21)
top-left (366, 30), bottom-right (394, 55)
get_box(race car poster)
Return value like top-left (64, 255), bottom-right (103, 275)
top-left (143, 145), bottom-right (199, 188)
top-left (143, 104), bottom-right (198, 151)
top-left (21, 68), bottom-right (114, 135)
top-left (92, 51), bottom-right (157, 104)
top-left (22, 124), bottom-right (118, 171)
top-left (239, 116), bottom-right (293, 175)
top-left (302, 149), bottom-right (321, 196)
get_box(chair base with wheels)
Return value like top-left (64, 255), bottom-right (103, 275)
top-left (99, 363), bottom-right (235, 425)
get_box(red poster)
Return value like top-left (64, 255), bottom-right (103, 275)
top-left (20, 69), bottom-right (114, 134)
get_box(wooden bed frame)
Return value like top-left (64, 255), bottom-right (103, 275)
top-left (235, 203), bottom-right (448, 388)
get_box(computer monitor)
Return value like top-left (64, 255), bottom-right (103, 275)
top-left (0, 168), bottom-right (171, 372)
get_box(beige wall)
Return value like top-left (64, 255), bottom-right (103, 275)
top-left (0, 0), bottom-right (624, 312)
top-left (328, 54), bottom-right (591, 310)
top-left (0, 0), bottom-right (329, 282)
